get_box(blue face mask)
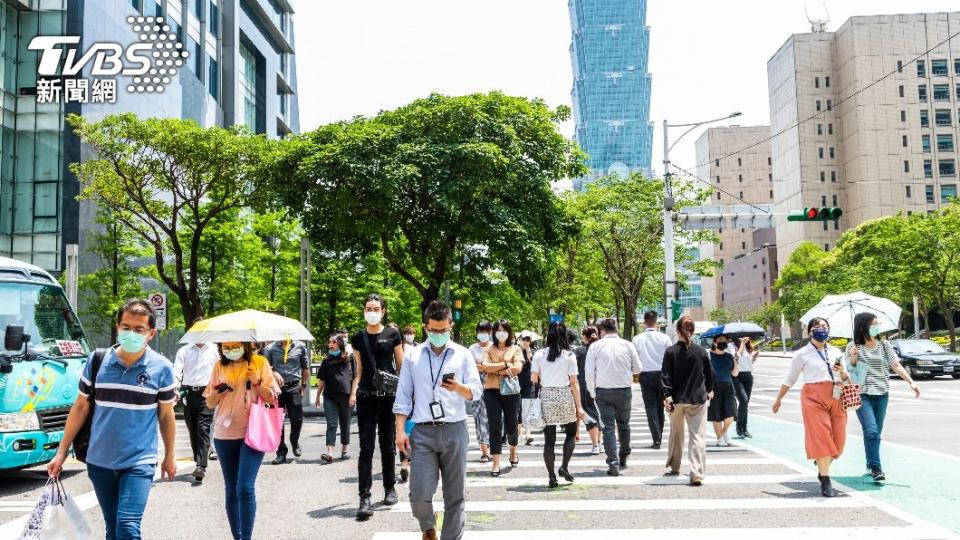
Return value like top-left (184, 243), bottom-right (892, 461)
top-left (330, 349), bottom-right (341, 357)
top-left (811, 328), bottom-right (830, 343)
top-left (118, 330), bottom-right (148, 354)
top-left (428, 331), bottom-right (450, 348)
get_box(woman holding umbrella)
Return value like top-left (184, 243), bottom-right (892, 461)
top-left (772, 317), bottom-right (850, 497)
top-left (845, 312), bottom-right (920, 483)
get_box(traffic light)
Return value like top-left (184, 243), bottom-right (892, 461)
top-left (786, 207), bottom-right (843, 221)
top-left (452, 298), bottom-right (463, 323)
top-left (671, 301), bottom-right (683, 320)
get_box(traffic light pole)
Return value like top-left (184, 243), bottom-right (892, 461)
top-left (662, 120), bottom-right (678, 338)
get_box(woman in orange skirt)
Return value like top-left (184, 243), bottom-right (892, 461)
top-left (772, 317), bottom-right (850, 497)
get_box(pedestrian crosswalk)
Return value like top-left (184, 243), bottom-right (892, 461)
top-left (352, 386), bottom-right (958, 540)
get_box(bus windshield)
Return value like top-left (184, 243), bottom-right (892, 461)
top-left (0, 282), bottom-right (89, 359)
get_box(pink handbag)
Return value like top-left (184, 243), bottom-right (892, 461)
top-left (244, 395), bottom-right (284, 452)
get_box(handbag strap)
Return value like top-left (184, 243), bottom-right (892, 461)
top-left (361, 330), bottom-right (396, 375)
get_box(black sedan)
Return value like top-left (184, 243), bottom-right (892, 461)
top-left (889, 339), bottom-right (960, 379)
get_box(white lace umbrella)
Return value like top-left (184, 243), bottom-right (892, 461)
top-left (800, 292), bottom-right (902, 338)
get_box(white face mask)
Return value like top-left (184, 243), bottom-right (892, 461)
top-left (404, 334), bottom-right (415, 344)
top-left (223, 347), bottom-right (244, 361)
top-left (364, 312), bottom-right (383, 326)
top-left (495, 331), bottom-right (509, 344)
top-left (477, 333), bottom-right (490, 343)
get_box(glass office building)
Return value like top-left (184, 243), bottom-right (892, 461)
top-left (569, 0), bottom-right (653, 187)
top-left (0, 0), bottom-right (299, 273)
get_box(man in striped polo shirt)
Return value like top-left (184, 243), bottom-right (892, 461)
top-left (48, 299), bottom-right (178, 540)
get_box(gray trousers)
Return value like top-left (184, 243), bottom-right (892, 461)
top-left (595, 387), bottom-right (633, 466)
top-left (409, 420), bottom-right (469, 540)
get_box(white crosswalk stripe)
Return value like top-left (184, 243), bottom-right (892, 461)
top-left (372, 526), bottom-right (951, 540)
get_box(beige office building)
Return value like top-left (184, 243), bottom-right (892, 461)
top-left (768, 12), bottom-right (960, 272)
top-left (695, 126), bottom-right (775, 313)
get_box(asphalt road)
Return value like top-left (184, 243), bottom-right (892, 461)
top-left (1, 352), bottom-right (958, 539)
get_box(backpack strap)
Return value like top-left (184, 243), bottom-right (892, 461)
top-left (87, 348), bottom-right (108, 402)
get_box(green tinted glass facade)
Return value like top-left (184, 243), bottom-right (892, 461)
top-left (0, 1), bottom-right (66, 271)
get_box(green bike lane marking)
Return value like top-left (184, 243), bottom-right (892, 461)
top-left (742, 414), bottom-right (960, 536)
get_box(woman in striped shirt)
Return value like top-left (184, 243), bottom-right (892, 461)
top-left (844, 313), bottom-right (920, 483)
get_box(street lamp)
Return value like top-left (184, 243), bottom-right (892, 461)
top-left (662, 111), bottom-right (741, 336)
top-left (266, 235), bottom-right (281, 302)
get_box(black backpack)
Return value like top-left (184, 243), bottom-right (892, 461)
top-left (72, 348), bottom-right (107, 463)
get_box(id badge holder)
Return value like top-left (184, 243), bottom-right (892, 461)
top-left (832, 384), bottom-right (842, 400)
top-left (429, 401), bottom-right (445, 420)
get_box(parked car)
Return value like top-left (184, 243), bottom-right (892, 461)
top-left (889, 339), bottom-right (960, 379)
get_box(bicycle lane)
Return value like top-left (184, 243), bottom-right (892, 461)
top-left (740, 413), bottom-right (960, 537)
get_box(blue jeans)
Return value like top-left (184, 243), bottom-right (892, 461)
top-left (86, 463), bottom-right (155, 540)
top-left (214, 439), bottom-right (265, 540)
top-left (856, 393), bottom-right (889, 470)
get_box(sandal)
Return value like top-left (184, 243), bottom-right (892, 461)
top-left (340, 451), bottom-right (350, 460)
top-left (321, 454), bottom-right (334, 463)
top-left (509, 457), bottom-right (519, 467)
top-left (490, 468), bottom-right (501, 477)
top-left (480, 454), bottom-right (491, 463)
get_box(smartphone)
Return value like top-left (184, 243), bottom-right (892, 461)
top-left (215, 382), bottom-right (232, 394)
top-left (442, 373), bottom-right (456, 383)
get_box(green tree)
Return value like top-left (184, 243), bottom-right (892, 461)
top-left (265, 92), bottom-right (585, 311)
top-left (774, 242), bottom-right (854, 324)
top-left (708, 307), bottom-right (734, 324)
top-left (70, 113), bottom-right (271, 326)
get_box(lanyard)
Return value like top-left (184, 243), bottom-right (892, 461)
top-left (425, 347), bottom-right (453, 398)
top-left (814, 347), bottom-right (835, 382)
top-left (283, 341), bottom-right (291, 364)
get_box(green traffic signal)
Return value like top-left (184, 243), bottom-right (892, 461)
top-left (786, 207), bottom-right (843, 221)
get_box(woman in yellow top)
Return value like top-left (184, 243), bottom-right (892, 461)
top-left (479, 320), bottom-right (524, 476)
top-left (204, 341), bottom-right (279, 540)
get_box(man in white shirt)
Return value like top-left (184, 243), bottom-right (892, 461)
top-left (632, 310), bottom-right (674, 449)
top-left (584, 318), bottom-right (642, 477)
top-left (173, 324), bottom-right (220, 483)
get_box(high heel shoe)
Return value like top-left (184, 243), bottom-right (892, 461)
top-left (548, 476), bottom-right (559, 488)
top-left (491, 468), bottom-right (501, 477)
top-left (558, 467), bottom-right (574, 482)
top-left (509, 456), bottom-right (519, 467)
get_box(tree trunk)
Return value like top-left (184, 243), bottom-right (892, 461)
top-left (420, 283), bottom-right (441, 313)
top-left (622, 295), bottom-right (637, 340)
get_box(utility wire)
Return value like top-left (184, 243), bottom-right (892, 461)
top-left (668, 161), bottom-right (773, 214)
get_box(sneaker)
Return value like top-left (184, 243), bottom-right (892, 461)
top-left (399, 468), bottom-right (409, 484)
top-left (357, 497), bottom-right (374, 519)
top-left (193, 466), bottom-right (205, 482)
top-left (648, 442), bottom-right (661, 450)
top-left (606, 465), bottom-right (621, 477)
top-left (690, 476), bottom-right (703, 486)
top-left (383, 488), bottom-right (398, 506)
top-left (292, 445), bottom-right (302, 458)
top-left (871, 469), bottom-right (886, 483)
top-left (723, 434), bottom-right (733, 446)
top-left (664, 469), bottom-right (680, 476)
top-left (591, 445), bottom-right (601, 456)
top-left (743, 431), bottom-right (753, 438)
top-left (208, 451), bottom-right (218, 461)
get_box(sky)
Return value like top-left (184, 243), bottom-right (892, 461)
top-left (290, 0), bottom-right (959, 178)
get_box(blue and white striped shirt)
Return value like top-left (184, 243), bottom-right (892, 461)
top-left (79, 346), bottom-right (176, 470)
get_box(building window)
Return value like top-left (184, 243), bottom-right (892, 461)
top-left (825, 243), bottom-right (829, 250)
top-left (904, 160), bottom-right (910, 173)
top-left (769, 189), bottom-right (774, 199)
top-left (917, 60), bottom-right (926, 77)
top-left (828, 123), bottom-right (833, 135)
top-left (715, 159), bottom-right (719, 167)
top-left (899, 85), bottom-right (905, 98)
top-left (825, 76), bottom-right (831, 87)
top-left (715, 175), bottom-right (720, 183)
top-left (741, 242), bottom-right (746, 250)
top-left (935, 109), bottom-right (952, 126)
top-left (926, 184), bottom-right (935, 203)
top-left (943, 184), bottom-right (958, 201)
top-left (831, 171), bottom-right (836, 182)
top-left (921, 110), bottom-right (929, 127)
top-left (922, 134), bottom-right (931, 152)
top-left (934, 84), bottom-right (950, 101)
top-left (278, 91), bottom-right (288, 118)
top-left (821, 195), bottom-right (827, 206)
top-left (818, 147), bottom-right (824, 159)
top-left (956, 59), bottom-right (960, 75)
top-left (816, 100), bottom-right (821, 111)
top-left (902, 134), bottom-right (908, 147)
top-left (820, 171), bottom-right (825, 182)
top-left (186, 37), bottom-right (200, 76)
top-left (815, 76), bottom-right (820, 88)
top-left (901, 110), bottom-right (906, 122)
top-left (738, 174), bottom-right (743, 182)
top-left (768, 173), bottom-right (772, 181)
top-left (832, 194), bottom-right (838, 206)
top-left (897, 60), bottom-right (903, 73)
top-left (823, 221), bottom-right (828, 231)
top-left (737, 158), bottom-right (742, 167)
top-left (931, 59), bottom-right (948, 76)
top-left (207, 54), bottom-right (218, 100)
top-left (826, 99), bottom-right (832, 110)
top-left (716, 191), bottom-right (721, 200)
top-left (906, 185), bottom-right (912, 198)
top-left (239, 42), bottom-right (258, 131)
top-left (829, 147), bottom-right (835, 159)
top-left (209, 2), bottom-right (220, 37)
top-left (767, 157), bottom-right (772, 166)
top-left (720, 243), bottom-right (723, 250)
top-left (940, 159), bottom-right (956, 177)
top-left (739, 191), bottom-right (743, 200)
top-left (131, 0), bottom-right (142, 10)
top-left (194, 0), bottom-right (205, 19)
top-left (937, 134), bottom-right (954, 152)
top-left (817, 124), bottom-right (823, 135)
top-left (919, 84), bottom-right (927, 102)
top-left (924, 160), bottom-right (933, 178)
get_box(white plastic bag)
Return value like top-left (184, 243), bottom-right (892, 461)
top-left (19, 478), bottom-right (90, 540)
top-left (522, 398), bottom-right (546, 431)
top-left (18, 479), bottom-right (54, 540)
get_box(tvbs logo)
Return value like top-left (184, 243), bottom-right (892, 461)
top-left (28, 15), bottom-right (188, 100)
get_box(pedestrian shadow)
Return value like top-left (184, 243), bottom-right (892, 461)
top-left (0, 469), bottom-right (83, 497)
top-left (834, 475), bottom-right (908, 491)
top-left (763, 481), bottom-right (845, 498)
top-left (307, 504), bottom-right (360, 520)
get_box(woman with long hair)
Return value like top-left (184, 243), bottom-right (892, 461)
top-left (772, 317), bottom-right (850, 497)
top-left (708, 335), bottom-right (739, 447)
top-left (479, 320), bottom-right (524, 476)
top-left (844, 312), bottom-right (920, 482)
top-left (732, 337), bottom-right (759, 438)
top-left (316, 334), bottom-right (355, 463)
top-left (205, 341), bottom-right (280, 540)
top-left (531, 322), bottom-right (586, 487)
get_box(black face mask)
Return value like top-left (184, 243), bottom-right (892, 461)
top-left (716, 342), bottom-right (728, 350)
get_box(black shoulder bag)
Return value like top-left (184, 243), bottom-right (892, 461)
top-left (361, 331), bottom-right (399, 395)
top-left (73, 348), bottom-right (108, 463)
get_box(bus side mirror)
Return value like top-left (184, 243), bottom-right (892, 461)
top-left (4, 325), bottom-right (29, 352)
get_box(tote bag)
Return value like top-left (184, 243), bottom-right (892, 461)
top-left (245, 395), bottom-right (285, 452)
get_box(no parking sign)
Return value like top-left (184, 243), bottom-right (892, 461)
top-left (149, 293), bottom-right (167, 330)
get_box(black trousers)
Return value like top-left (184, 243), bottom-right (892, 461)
top-left (356, 393), bottom-right (396, 497)
top-left (543, 422), bottom-right (577, 476)
top-left (639, 371), bottom-right (665, 445)
top-left (733, 371), bottom-right (754, 434)
top-left (483, 389), bottom-right (520, 455)
top-left (276, 384), bottom-right (304, 457)
top-left (183, 389), bottom-right (213, 468)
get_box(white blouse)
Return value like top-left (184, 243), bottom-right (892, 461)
top-left (531, 349), bottom-right (578, 387)
top-left (783, 343), bottom-right (844, 387)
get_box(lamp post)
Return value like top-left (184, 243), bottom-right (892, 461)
top-left (266, 235), bottom-right (281, 302)
top-left (662, 111), bottom-right (741, 336)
